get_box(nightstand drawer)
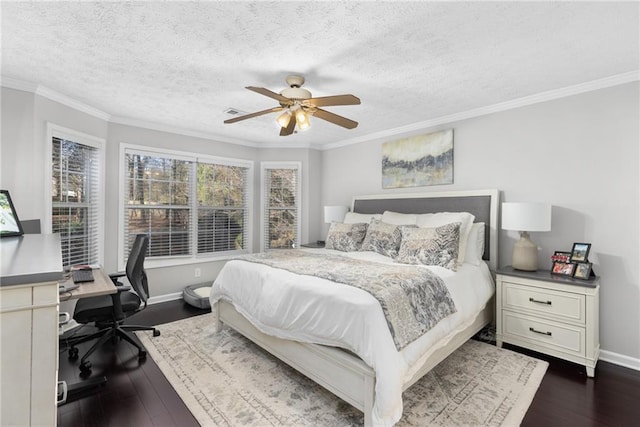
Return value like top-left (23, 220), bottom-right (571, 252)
top-left (503, 311), bottom-right (585, 355)
top-left (503, 282), bottom-right (585, 323)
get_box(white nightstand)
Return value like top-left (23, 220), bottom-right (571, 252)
top-left (496, 266), bottom-right (600, 377)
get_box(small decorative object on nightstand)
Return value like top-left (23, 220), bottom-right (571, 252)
top-left (496, 266), bottom-right (600, 377)
top-left (301, 241), bottom-right (325, 249)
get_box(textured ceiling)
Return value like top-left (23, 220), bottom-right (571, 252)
top-left (2, 1), bottom-right (638, 148)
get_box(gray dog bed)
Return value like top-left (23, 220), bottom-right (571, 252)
top-left (183, 283), bottom-right (212, 309)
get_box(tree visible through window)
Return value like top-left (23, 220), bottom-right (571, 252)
top-left (122, 147), bottom-right (251, 262)
top-left (51, 136), bottom-right (101, 267)
top-left (263, 164), bottom-right (300, 250)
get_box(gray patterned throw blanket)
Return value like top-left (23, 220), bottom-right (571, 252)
top-left (235, 250), bottom-right (457, 351)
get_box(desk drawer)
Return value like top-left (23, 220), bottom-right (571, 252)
top-left (503, 282), bottom-right (585, 323)
top-left (503, 311), bottom-right (585, 356)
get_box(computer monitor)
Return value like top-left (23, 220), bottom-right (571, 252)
top-left (0, 190), bottom-right (24, 237)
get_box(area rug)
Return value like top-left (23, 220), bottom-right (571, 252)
top-left (136, 313), bottom-right (547, 426)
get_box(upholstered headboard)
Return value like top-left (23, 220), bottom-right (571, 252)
top-left (352, 189), bottom-right (499, 271)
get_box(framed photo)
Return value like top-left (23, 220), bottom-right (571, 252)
top-left (570, 242), bottom-right (591, 263)
top-left (574, 262), bottom-right (593, 280)
top-left (551, 251), bottom-right (572, 263)
top-left (552, 261), bottom-right (576, 276)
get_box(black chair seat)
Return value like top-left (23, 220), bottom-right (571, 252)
top-left (67, 234), bottom-right (159, 377)
top-left (74, 292), bottom-right (142, 323)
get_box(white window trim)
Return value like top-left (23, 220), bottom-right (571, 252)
top-left (260, 161), bottom-right (302, 251)
top-left (118, 143), bottom-right (253, 270)
top-left (45, 122), bottom-right (105, 266)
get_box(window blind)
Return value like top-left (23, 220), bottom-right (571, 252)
top-left (51, 137), bottom-right (101, 267)
top-left (121, 146), bottom-right (252, 263)
top-left (262, 164), bottom-right (301, 250)
top-left (197, 161), bottom-right (250, 255)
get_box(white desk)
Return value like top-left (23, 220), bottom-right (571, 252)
top-left (1, 234), bottom-right (64, 426)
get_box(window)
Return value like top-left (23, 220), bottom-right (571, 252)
top-left (47, 124), bottom-right (104, 268)
top-left (261, 162), bottom-right (301, 250)
top-left (121, 145), bottom-right (252, 267)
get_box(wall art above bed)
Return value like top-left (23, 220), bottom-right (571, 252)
top-left (382, 129), bottom-right (453, 188)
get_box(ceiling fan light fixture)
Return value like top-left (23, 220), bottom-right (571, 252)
top-left (295, 109), bottom-right (311, 131)
top-left (275, 110), bottom-right (292, 128)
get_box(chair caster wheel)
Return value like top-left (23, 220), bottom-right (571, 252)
top-left (79, 362), bottom-right (92, 378)
top-left (68, 347), bottom-right (79, 360)
top-left (138, 350), bottom-right (147, 360)
top-left (153, 329), bottom-right (160, 337)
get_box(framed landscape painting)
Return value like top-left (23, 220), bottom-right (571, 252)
top-left (382, 129), bottom-right (453, 189)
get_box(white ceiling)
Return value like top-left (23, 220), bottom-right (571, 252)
top-left (2, 1), bottom-right (638, 148)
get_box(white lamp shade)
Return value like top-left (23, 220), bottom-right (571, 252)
top-left (324, 205), bottom-right (348, 223)
top-left (502, 202), bottom-right (551, 232)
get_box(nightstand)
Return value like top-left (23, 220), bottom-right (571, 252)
top-left (301, 241), bottom-right (325, 249)
top-left (496, 266), bottom-right (600, 377)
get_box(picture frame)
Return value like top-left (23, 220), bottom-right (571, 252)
top-left (551, 251), bottom-right (572, 263)
top-left (570, 242), bottom-right (591, 263)
top-left (551, 261), bottom-right (576, 276)
top-left (573, 262), bottom-right (593, 280)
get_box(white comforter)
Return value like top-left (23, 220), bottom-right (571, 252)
top-left (210, 249), bottom-right (495, 426)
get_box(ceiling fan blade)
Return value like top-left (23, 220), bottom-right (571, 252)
top-left (224, 107), bottom-right (283, 124)
top-left (246, 86), bottom-right (291, 104)
top-left (312, 108), bottom-right (359, 129)
top-left (305, 94), bottom-right (361, 107)
top-left (279, 116), bottom-right (296, 136)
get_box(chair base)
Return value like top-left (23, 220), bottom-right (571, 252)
top-left (68, 323), bottom-right (160, 377)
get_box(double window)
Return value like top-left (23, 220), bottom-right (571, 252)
top-left (261, 162), bottom-right (301, 250)
top-left (47, 124), bottom-right (104, 268)
top-left (120, 145), bottom-right (252, 267)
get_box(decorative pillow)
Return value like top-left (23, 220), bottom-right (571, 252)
top-left (359, 220), bottom-right (408, 258)
top-left (464, 222), bottom-right (485, 266)
top-left (381, 211), bottom-right (418, 225)
top-left (344, 212), bottom-right (382, 224)
top-left (415, 212), bottom-right (475, 265)
top-left (396, 222), bottom-right (461, 271)
top-left (325, 222), bottom-right (368, 252)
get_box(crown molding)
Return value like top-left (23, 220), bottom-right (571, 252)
top-left (1, 75), bottom-right (112, 121)
top-left (322, 70), bottom-right (640, 150)
top-left (3, 71), bottom-right (638, 151)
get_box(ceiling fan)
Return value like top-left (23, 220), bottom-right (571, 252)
top-left (224, 75), bottom-right (361, 136)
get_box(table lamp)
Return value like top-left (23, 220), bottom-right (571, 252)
top-left (502, 202), bottom-right (551, 271)
top-left (321, 205), bottom-right (349, 243)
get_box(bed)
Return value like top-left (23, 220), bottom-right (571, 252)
top-left (210, 189), bottom-right (499, 426)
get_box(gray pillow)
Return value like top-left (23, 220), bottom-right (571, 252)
top-left (396, 222), bottom-right (461, 271)
top-left (359, 219), bottom-right (406, 258)
top-left (325, 222), bottom-right (368, 252)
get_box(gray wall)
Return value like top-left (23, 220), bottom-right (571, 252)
top-left (2, 82), bottom-right (638, 365)
top-left (0, 87), bottom-right (321, 299)
top-left (321, 82), bottom-right (640, 362)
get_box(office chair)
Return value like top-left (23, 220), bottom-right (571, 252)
top-left (68, 234), bottom-right (160, 377)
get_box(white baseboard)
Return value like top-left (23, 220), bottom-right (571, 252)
top-left (148, 292), bottom-right (183, 305)
top-left (600, 349), bottom-right (640, 372)
top-left (145, 292), bottom-right (640, 373)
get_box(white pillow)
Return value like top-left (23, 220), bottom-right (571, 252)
top-left (343, 212), bottom-right (382, 224)
top-left (381, 211), bottom-right (418, 225)
top-left (416, 212), bottom-right (475, 265)
top-left (464, 222), bottom-right (485, 266)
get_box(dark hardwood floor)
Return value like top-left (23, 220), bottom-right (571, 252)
top-left (57, 300), bottom-right (640, 426)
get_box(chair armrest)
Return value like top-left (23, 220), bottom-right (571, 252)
top-left (114, 285), bottom-right (131, 292)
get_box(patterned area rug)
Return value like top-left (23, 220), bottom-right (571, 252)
top-left (137, 313), bottom-right (547, 426)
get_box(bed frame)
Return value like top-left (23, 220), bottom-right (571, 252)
top-left (213, 189), bottom-right (500, 426)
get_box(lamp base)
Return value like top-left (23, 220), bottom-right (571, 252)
top-left (512, 231), bottom-right (538, 271)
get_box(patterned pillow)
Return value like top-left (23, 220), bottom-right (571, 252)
top-left (359, 219), bottom-right (407, 258)
top-left (396, 222), bottom-right (461, 271)
top-left (325, 222), bottom-right (368, 252)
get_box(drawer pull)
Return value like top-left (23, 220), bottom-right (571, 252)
top-left (529, 297), bottom-right (552, 305)
top-left (529, 327), bottom-right (552, 336)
